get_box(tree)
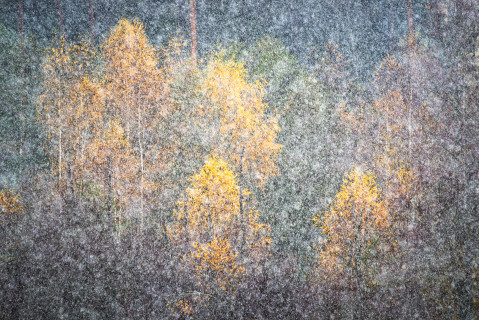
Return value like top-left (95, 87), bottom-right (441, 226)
top-left (169, 155), bottom-right (269, 316)
top-left (0, 185), bottom-right (23, 318)
top-left (38, 39), bottom-right (103, 193)
top-left (88, 0), bottom-right (95, 41)
top-left (247, 39), bottom-right (355, 275)
top-left (314, 167), bottom-right (394, 319)
top-left (171, 155), bottom-right (269, 251)
top-left (201, 52), bottom-right (281, 188)
top-left (56, 0), bottom-right (66, 39)
top-left (188, 235), bottom-right (245, 311)
top-left (189, 0), bottom-right (197, 64)
top-left (85, 119), bottom-right (137, 234)
top-left (102, 18), bottom-right (167, 230)
top-left (0, 186), bottom-right (22, 229)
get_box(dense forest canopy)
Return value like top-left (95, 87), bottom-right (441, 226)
top-left (1, 0), bottom-right (432, 77)
top-left (1, 0), bottom-right (478, 319)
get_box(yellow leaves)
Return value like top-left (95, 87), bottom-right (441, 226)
top-left (102, 18), bottom-right (161, 106)
top-left (202, 52), bottom-right (253, 111)
top-left (190, 236), bottom-right (245, 291)
top-left (178, 155), bottom-right (241, 240)
top-left (0, 186), bottom-right (22, 226)
top-left (102, 19), bottom-right (157, 72)
top-left (39, 37), bottom-right (104, 189)
top-left (88, 120), bottom-right (133, 166)
top-left (86, 119), bottom-right (137, 189)
top-left (172, 155), bottom-right (270, 250)
top-left (170, 155), bottom-right (270, 300)
top-left (315, 167), bottom-right (393, 278)
top-left (102, 19), bottom-right (174, 216)
top-left (200, 52), bottom-right (281, 186)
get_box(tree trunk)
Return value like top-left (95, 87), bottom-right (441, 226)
top-left (106, 155), bottom-right (114, 236)
top-left (406, 0), bottom-right (415, 48)
top-left (389, 0), bottom-right (395, 51)
top-left (406, 0), bottom-right (416, 159)
top-left (177, 0), bottom-right (185, 33)
top-left (18, 0), bottom-right (24, 45)
top-left (138, 104), bottom-right (144, 232)
top-left (88, 0), bottom-right (95, 41)
top-left (189, 0), bottom-right (197, 65)
top-left (345, 0), bottom-right (358, 78)
top-left (56, 0), bottom-right (66, 39)
top-left (240, 0), bottom-right (246, 42)
top-left (239, 147), bottom-right (245, 250)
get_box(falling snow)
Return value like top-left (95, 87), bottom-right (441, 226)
top-left (1, 0), bottom-right (479, 319)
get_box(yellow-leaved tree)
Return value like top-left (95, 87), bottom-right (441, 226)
top-left (0, 186), bottom-right (22, 226)
top-left (171, 155), bottom-right (269, 251)
top-left (314, 167), bottom-right (395, 318)
top-left (190, 236), bottom-right (245, 292)
top-left (101, 18), bottom-right (169, 229)
top-left (169, 155), bottom-right (269, 314)
top-left (85, 119), bottom-right (137, 233)
top-left (38, 39), bottom-right (104, 192)
top-left (201, 52), bottom-right (281, 188)
top-left (372, 90), bottom-right (416, 224)
top-left (0, 186), bottom-right (23, 251)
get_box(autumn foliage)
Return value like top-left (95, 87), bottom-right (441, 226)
top-left (0, 186), bottom-right (22, 225)
top-left (201, 53), bottom-right (281, 187)
top-left (315, 168), bottom-right (393, 281)
top-left (4, 6), bottom-right (477, 318)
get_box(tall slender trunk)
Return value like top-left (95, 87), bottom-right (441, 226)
top-left (18, 0), bottom-right (24, 45)
top-left (17, 0), bottom-right (26, 138)
top-left (59, 128), bottom-right (62, 185)
top-left (106, 155), bottom-right (113, 234)
top-left (406, 0), bottom-right (416, 159)
top-left (345, 0), bottom-right (358, 78)
top-left (239, 147), bottom-right (245, 250)
top-left (189, 0), bottom-right (197, 65)
top-left (138, 104), bottom-right (144, 232)
top-left (56, 0), bottom-right (66, 39)
top-left (406, 0), bottom-right (415, 48)
top-left (67, 166), bottom-right (75, 198)
top-left (240, 0), bottom-right (246, 42)
top-left (389, 0), bottom-right (395, 51)
top-left (177, 0), bottom-right (184, 33)
top-left (88, 0), bottom-right (95, 41)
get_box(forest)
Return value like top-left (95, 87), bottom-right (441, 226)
top-left (0, 0), bottom-right (478, 319)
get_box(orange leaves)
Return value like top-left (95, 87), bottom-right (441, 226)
top-left (373, 54), bottom-right (405, 93)
top-left (318, 168), bottom-right (390, 235)
top-left (102, 18), bottom-right (163, 116)
top-left (39, 19), bottom-right (174, 219)
top-left (170, 155), bottom-right (269, 294)
top-left (168, 156), bottom-right (264, 311)
top-left (86, 120), bottom-right (136, 182)
top-left (101, 19), bottom-right (173, 223)
top-left (168, 235), bottom-right (244, 317)
top-left (0, 186), bottom-right (22, 226)
top-left (102, 19), bottom-right (157, 73)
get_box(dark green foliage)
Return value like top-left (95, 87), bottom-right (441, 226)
top-left (0, 24), bottom-right (46, 187)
